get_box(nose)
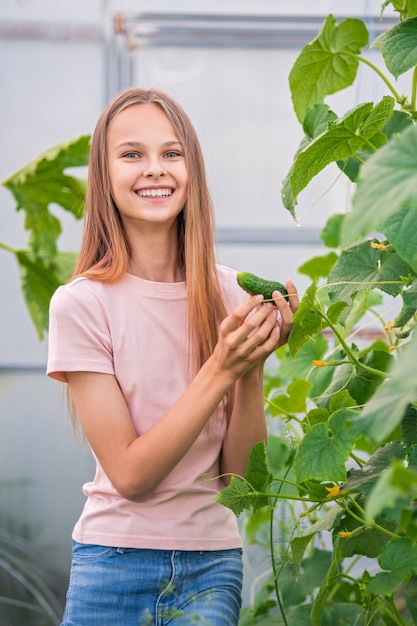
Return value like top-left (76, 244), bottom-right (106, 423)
top-left (143, 158), bottom-right (167, 178)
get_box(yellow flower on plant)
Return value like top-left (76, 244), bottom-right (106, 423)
top-left (385, 320), bottom-right (394, 331)
top-left (370, 242), bottom-right (387, 250)
top-left (325, 485), bottom-right (346, 498)
top-left (312, 360), bottom-right (327, 367)
top-left (339, 531), bottom-right (352, 538)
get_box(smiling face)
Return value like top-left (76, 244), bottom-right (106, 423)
top-left (107, 103), bottom-right (188, 234)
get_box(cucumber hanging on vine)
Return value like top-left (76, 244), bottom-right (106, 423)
top-left (393, 303), bottom-right (417, 328)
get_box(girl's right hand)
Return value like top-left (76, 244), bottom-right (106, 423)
top-left (211, 295), bottom-right (281, 382)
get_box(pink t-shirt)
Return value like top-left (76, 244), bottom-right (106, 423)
top-left (47, 265), bottom-right (247, 550)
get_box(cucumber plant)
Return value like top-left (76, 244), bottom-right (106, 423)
top-left (218, 3), bottom-right (417, 624)
top-left (1, 137), bottom-right (89, 339)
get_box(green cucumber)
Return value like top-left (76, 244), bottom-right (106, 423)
top-left (237, 272), bottom-right (288, 301)
top-left (393, 303), bottom-right (416, 328)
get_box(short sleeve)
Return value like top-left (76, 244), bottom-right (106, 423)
top-left (216, 265), bottom-right (248, 313)
top-left (47, 279), bottom-right (114, 383)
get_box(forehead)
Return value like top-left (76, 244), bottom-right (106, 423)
top-left (107, 103), bottom-right (179, 144)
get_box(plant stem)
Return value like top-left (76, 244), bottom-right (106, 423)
top-left (338, 572), bottom-right (361, 586)
top-left (268, 467), bottom-right (292, 626)
top-left (270, 477), bottom-right (309, 493)
top-left (345, 495), bottom-right (401, 539)
top-left (0, 242), bottom-right (16, 253)
top-left (324, 558), bottom-right (362, 604)
top-left (360, 136), bottom-right (379, 152)
top-left (315, 309), bottom-right (390, 379)
top-left (264, 397), bottom-right (301, 422)
top-left (349, 452), bottom-right (366, 468)
top-left (411, 65), bottom-right (417, 110)
top-left (344, 52), bottom-right (404, 103)
top-left (382, 602), bottom-right (411, 626)
top-left (248, 491), bottom-right (320, 504)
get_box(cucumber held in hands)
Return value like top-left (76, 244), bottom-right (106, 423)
top-left (237, 272), bottom-right (288, 302)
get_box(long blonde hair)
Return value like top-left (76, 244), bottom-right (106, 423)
top-left (73, 87), bottom-right (228, 383)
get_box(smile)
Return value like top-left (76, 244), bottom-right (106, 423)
top-left (136, 188), bottom-right (173, 198)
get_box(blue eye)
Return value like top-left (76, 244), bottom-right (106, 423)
top-left (123, 152), bottom-right (140, 159)
top-left (165, 151), bottom-right (181, 158)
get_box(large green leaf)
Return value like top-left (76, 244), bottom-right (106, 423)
top-left (281, 549), bottom-right (332, 608)
top-left (388, 0), bottom-right (417, 18)
top-left (401, 405), bottom-right (417, 448)
top-left (217, 443), bottom-right (274, 515)
top-left (365, 537), bottom-right (417, 596)
top-left (315, 364), bottom-right (355, 411)
top-left (372, 16), bottom-right (417, 78)
top-left (328, 239), bottom-right (413, 303)
top-left (345, 441), bottom-right (407, 497)
top-left (269, 379), bottom-right (312, 417)
top-left (336, 109), bottom-right (411, 184)
top-left (383, 206), bottom-right (417, 274)
top-left (288, 283), bottom-right (324, 357)
top-left (282, 104), bottom-right (338, 216)
top-left (298, 252), bottom-right (338, 280)
top-left (310, 545), bottom-right (342, 626)
top-left (342, 124), bottom-right (417, 245)
top-left (294, 408), bottom-right (358, 482)
top-left (276, 334), bottom-right (333, 399)
top-left (215, 477), bottom-right (253, 517)
top-left (12, 249), bottom-right (77, 340)
top-left (2, 136), bottom-right (89, 254)
top-left (366, 460), bottom-right (417, 520)
top-left (334, 511), bottom-right (396, 558)
top-left (320, 213), bottom-right (346, 248)
top-left (352, 331), bottom-right (417, 441)
top-left (348, 349), bottom-right (393, 405)
top-left (244, 441), bottom-right (273, 509)
top-left (289, 15), bottom-right (369, 123)
top-left (291, 506), bottom-right (341, 571)
top-left (288, 98), bottom-right (394, 210)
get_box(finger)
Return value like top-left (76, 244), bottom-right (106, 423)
top-left (271, 289), bottom-right (292, 324)
top-left (245, 307), bottom-right (279, 345)
top-left (219, 294), bottom-right (264, 335)
top-left (247, 318), bottom-right (282, 361)
top-left (286, 279), bottom-right (300, 312)
top-left (231, 305), bottom-right (278, 353)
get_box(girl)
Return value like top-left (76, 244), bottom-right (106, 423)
top-left (47, 87), bottom-right (298, 626)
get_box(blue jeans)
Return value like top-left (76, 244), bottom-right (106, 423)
top-left (61, 541), bottom-right (243, 626)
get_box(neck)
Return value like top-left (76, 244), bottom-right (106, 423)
top-left (127, 229), bottom-right (183, 283)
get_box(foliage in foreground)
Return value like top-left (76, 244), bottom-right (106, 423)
top-left (1, 135), bottom-right (90, 338)
top-left (219, 3), bottom-right (417, 624)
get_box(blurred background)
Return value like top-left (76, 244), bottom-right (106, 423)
top-left (0, 0), bottom-right (397, 622)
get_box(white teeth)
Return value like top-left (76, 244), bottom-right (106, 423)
top-left (137, 188), bottom-right (173, 198)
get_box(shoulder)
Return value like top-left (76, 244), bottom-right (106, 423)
top-left (216, 264), bottom-right (247, 309)
top-left (216, 264), bottom-right (238, 285)
top-left (49, 277), bottom-right (117, 325)
top-left (52, 276), bottom-right (102, 299)
top-left (50, 277), bottom-right (117, 308)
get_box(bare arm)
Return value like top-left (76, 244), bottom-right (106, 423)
top-left (67, 292), bottom-right (293, 502)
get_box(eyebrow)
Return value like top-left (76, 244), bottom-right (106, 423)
top-left (115, 140), bottom-right (182, 149)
